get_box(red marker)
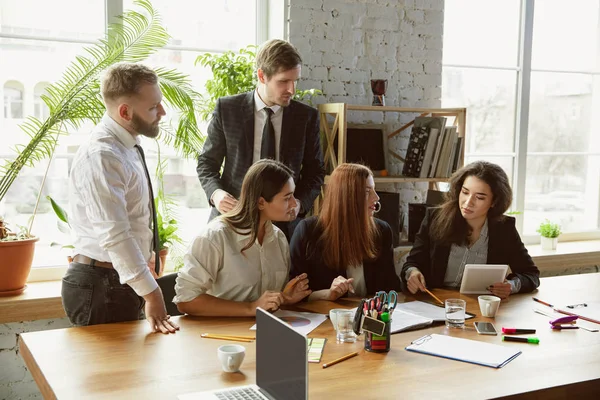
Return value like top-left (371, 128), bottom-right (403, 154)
top-left (502, 328), bottom-right (536, 334)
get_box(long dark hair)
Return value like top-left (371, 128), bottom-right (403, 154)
top-left (430, 161), bottom-right (512, 245)
top-left (222, 159), bottom-right (294, 252)
top-left (317, 163), bottom-right (379, 270)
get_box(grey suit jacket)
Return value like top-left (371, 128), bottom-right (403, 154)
top-left (197, 92), bottom-right (325, 220)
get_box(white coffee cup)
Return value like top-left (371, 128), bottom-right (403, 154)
top-left (217, 344), bottom-right (245, 372)
top-left (478, 295), bottom-right (501, 317)
top-left (329, 308), bottom-right (349, 329)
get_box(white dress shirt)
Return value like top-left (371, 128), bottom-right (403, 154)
top-left (252, 89), bottom-right (283, 163)
top-left (174, 219), bottom-right (290, 304)
top-left (69, 114), bottom-right (157, 297)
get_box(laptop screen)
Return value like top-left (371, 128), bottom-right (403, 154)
top-left (256, 308), bottom-right (307, 400)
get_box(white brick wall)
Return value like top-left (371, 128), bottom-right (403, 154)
top-left (288, 0), bottom-right (444, 231)
top-left (0, 318), bottom-right (72, 400)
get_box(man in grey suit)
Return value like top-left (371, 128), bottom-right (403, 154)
top-left (197, 39), bottom-right (325, 239)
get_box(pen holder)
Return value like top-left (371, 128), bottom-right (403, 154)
top-left (364, 319), bottom-right (391, 353)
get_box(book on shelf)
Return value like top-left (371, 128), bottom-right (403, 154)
top-left (402, 116), bottom-right (447, 178)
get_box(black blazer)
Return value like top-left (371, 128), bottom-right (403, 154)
top-left (401, 209), bottom-right (540, 293)
top-left (290, 217), bottom-right (401, 296)
top-left (196, 92), bottom-right (325, 220)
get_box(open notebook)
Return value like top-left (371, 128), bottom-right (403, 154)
top-left (406, 334), bottom-right (521, 368)
top-left (395, 300), bottom-right (476, 322)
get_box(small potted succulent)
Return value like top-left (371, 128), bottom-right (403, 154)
top-left (537, 219), bottom-right (561, 250)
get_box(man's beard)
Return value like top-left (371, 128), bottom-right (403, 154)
top-left (131, 113), bottom-right (160, 138)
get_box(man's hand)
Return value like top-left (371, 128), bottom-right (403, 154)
top-left (283, 273), bottom-right (312, 304)
top-left (212, 189), bottom-right (238, 214)
top-left (327, 276), bottom-right (355, 301)
top-left (407, 269), bottom-right (427, 294)
top-left (143, 287), bottom-right (179, 334)
top-left (250, 291), bottom-right (284, 314)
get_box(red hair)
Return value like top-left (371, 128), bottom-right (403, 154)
top-left (317, 163), bottom-right (379, 270)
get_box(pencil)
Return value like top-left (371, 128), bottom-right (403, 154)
top-left (424, 288), bottom-right (444, 306)
top-left (322, 351), bottom-right (359, 368)
top-left (200, 333), bottom-right (255, 342)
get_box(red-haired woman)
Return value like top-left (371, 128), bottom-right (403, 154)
top-left (290, 163), bottom-right (401, 301)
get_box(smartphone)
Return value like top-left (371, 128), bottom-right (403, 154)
top-left (474, 321), bottom-right (498, 335)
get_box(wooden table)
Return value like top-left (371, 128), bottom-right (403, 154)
top-left (20, 274), bottom-right (600, 399)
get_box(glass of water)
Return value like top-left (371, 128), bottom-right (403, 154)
top-left (445, 298), bottom-right (466, 328)
top-left (334, 310), bottom-right (357, 343)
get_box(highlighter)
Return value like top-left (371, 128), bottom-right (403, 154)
top-left (502, 328), bottom-right (536, 334)
top-left (502, 336), bottom-right (540, 344)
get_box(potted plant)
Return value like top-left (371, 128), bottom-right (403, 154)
top-left (537, 219), bottom-right (561, 250)
top-left (0, 0), bottom-right (203, 295)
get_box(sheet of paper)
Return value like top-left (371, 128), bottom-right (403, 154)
top-left (250, 310), bottom-right (328, 336)
top-left (391, 309), bottom-right (433, 333)
top-left (406, 333), bottom-right (521, 368)
top-left (396, 300), bottom-right (474, 322)
top-left (557, 301), bottom-right (600, 325)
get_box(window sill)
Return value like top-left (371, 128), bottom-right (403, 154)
top-left (0, 281), bottom-right (65, 323)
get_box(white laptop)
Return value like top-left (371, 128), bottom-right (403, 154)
top-left (459, 264), bottom-right (509, 294)
top-left (178, 307), bottom-right (308, 400)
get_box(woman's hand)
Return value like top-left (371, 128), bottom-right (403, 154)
top-left (488, 281), bottom-right (511, 299)
top-left (327, 276), bottom-right (355, 301)
top-left (407, 269), bottom-right (427, 294)
top-left (283, 273), bottom-right (312, 304)
top-left (251, 291), bottom-right (284, 313)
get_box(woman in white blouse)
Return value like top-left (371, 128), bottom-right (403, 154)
top-left (174, 159), bottom-right (311, 317)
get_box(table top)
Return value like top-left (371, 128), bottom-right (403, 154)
top-left (20, 273), bottom-right (600, 400)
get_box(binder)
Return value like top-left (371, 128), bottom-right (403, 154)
top-left (406, 334), bottom-right (522, 368)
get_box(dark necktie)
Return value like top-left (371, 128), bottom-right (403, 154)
top-left (135, 144), bottom-right (160, 276)
top-left (260, 107), bottom-right (276, 160)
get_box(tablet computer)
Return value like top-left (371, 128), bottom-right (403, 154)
top-left (459, 264), bottom-right (509, 294)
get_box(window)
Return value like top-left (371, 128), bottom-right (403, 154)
top-left (0, 0), bottom-right (265, 277)
top-left (443, 0), bottom-right (600, 241)
top-left (3, 81), bottom-right (24, 118)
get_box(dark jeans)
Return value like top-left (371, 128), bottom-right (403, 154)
top-left (61, 262), bottom-right (144, 326)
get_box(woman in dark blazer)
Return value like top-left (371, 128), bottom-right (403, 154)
top-left (290, 163), bottom-right (401, 301)
top-left (401, 161), bottom-right (540, 299)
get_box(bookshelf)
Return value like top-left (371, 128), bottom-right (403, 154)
top-left (314, 103), bottom-right (467, 213)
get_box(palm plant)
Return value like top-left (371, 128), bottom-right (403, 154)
top-left (0, 0), bottom-right (204, 237)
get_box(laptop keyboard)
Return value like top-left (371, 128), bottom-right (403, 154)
top-left (215, 387), bottom-right (265, 400)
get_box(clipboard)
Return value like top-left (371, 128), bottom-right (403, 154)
top-left (406, 334), bottom-right (522, 368)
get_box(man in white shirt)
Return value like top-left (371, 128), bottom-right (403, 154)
top-left (196, 39), bottom-right (325, 240)
top-left (62, 63), bottom-right (179, 334)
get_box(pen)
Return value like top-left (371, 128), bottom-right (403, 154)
top-left (200, 333), bottom-right (255, 342)
top-left (322, 351), bottom-right (359, 368)
top-left (502, 336), bottom-right (540, 344)
top-left (532, 297), bottom-right (554, 308)
top-left (502, 328), bottom-right (536, 334)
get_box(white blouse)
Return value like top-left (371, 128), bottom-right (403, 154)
top-left (174, 219), bottom-right (290, 304)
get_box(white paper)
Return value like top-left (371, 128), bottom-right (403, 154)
top-left (556, 301), bottom-right (600, 324)
top-left (250, 310), bottom-right (327, 336)
top-left (395, 300), bottom-right (474, 322)
top-left (406, 333), bottom-right (521, 368)
top-left (391, 309), bottom-right (433, 333)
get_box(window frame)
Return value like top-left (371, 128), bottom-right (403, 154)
top-left (442, 0), bottom-right (600, 245)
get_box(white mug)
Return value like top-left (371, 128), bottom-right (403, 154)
top-left (217, 344), bottom-right (245, 372)
top-left (478, 295), bottom-right (501, 318)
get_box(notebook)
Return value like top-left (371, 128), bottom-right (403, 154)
top-left (395, 301), bottom-right (475, 322)
top-left (178, 308), bottom-right (307, 400)
top-left (390, 309), bottom-right (433, 333)
top-left (406, 334), bottom-right (521, 368)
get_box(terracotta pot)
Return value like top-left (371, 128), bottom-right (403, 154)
top-left (158, 247), bottom-right (169, 277)
top-left (0, 237), bottom-right (39, 296)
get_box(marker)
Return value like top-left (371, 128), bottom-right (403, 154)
top-left (380, 312), bottom-right (390, 323)
top-left (502, 336), bottom-right (540, 344)
top-left (532, 297), bottom-right (554, 308)
top-left (551, 325), bottom-right (579, 330)
top-left (502, 328), bottom-right (536, 334)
